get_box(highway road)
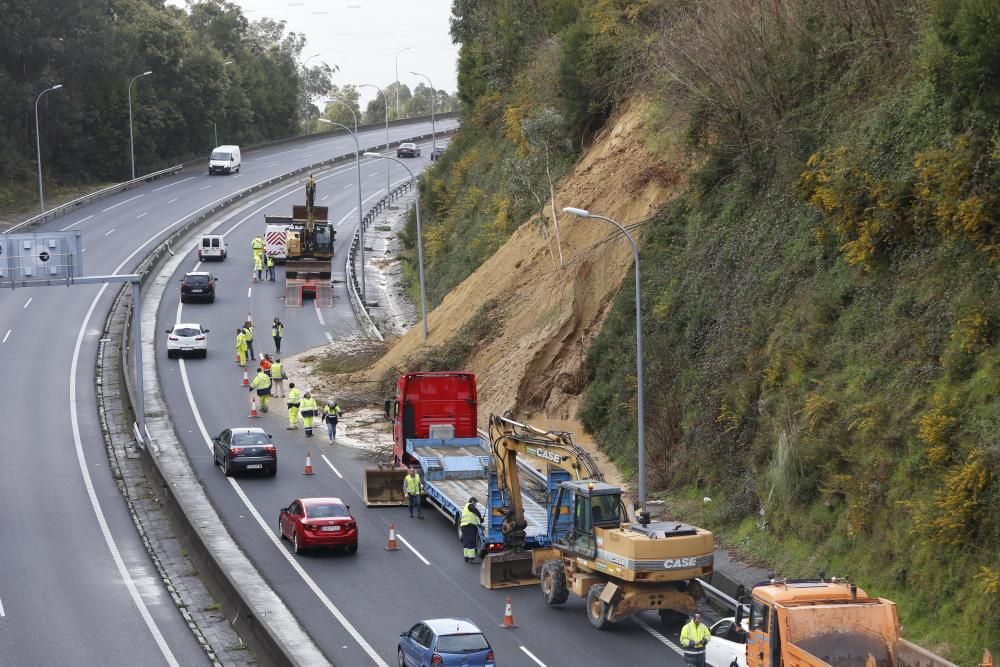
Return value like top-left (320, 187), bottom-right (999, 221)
top-left (0, 118), bottom-right (449, 666)
top-left (151, 145), bottom-right (695, 663)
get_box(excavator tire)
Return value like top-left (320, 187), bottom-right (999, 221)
top-left (658, 608), bottom-right (688, 628)
top-left (586, 584), bottom-right (611, 630)
top-left (541, 560), bottom-right (569, 605)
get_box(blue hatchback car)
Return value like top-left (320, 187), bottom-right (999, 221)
top-left (398, 618), bottom-right (495, 667)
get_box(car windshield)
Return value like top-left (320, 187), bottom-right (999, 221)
top-left (402, 143), bottom-right (415, 148)
top-left (185, 275), bottom-right (210, 285)
top-left (436, 633), bottom-right (489, 653)
top-left (306, 503), bottom-right (349, 518)
top-left (173, 327), bottom-right (201, 337)
top-left (233, 432), bottom-right (270, 445)
top-left (211, 151), bottom-right (231, 160)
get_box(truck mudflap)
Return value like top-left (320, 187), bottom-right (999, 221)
top-left (362, 466), bottom-right (407, 506)
top-left (481, 550), bottom-right (538, 589)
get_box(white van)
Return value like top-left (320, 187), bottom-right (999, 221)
top-left (209, 145), bottom-right (241, 175)
top-left (198, 234), bottom-right (227, 261)
top-left (264, 223), bottom-right (289, 263)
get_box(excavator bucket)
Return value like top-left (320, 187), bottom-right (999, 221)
top-left (481, 550), bottom-right (538, 589)
top-left (362, 466), bottom-right (407, 506)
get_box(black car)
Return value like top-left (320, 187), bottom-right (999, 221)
top-left (180, 271), bottom-right (217, 303)
top-left (396, 142), bottom-right (421, 158)
top-left (430, 146), bottom-right (445, 161)
top-left (212, 428), bottom-right (277, 476)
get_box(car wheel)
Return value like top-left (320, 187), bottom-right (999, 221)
top-left (586, 584), bottom-right (611, 630)
top-left (346, 543), bottom-right (358, 555)
top-left (397, 648), bottom-right (406, 667)
top-left (293, 530), bottom-right (303, 554)
top-left (222, 456), bottom-right (233, 477)
top-left (268, 464), bottom-right (277, 477)
top-left (658, 608), bottom-right (687, 628)
top-left (200, 349), bottom-right (207, 359)
top-left (180, 297), bottom-right (187, 304)
top-left (167, 349), bottom-right (174, 359)
top-left (278, 519), bottom-right (285, 540)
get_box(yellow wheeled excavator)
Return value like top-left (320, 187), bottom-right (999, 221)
top-left (482, 414), bottom-right (715, 629)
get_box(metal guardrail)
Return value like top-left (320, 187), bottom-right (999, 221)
top-left (6, 164), bottom-right (183, 234)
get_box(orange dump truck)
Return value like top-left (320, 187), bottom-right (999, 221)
top-left (736, 579), bottom-right (958, 667)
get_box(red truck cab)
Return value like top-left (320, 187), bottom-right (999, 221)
top-left (387, 372), bottom-right (478, 467)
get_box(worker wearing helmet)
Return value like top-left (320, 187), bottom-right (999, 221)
top-left (680, 613), bottom-right (711, 667)
top-left (460, 497), bottom-right (483, 563)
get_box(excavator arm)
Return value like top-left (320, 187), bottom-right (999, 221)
top-left (488, 414), bottom-right (606, 550)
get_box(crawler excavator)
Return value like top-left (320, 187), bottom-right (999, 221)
top-left (481, 414), bottom-right (716, 630)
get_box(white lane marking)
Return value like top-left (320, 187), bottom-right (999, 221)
top-left (320, 195), bottom-right (329, 201)
top-left (199, 185), bottom-right (211, 191)
top-left (394, 534), bottom-right (430, 566)
top-left (233, 174), bottom-right (242, 179)
top-left (303, 153), bottom-right (314, 157)
top-left (60, 214), bottom-right (94, 231)
top-left (71, 284), bottom-right (179, 665)
top-left (265, 162), bottom-right (279, 168)
top-left (105, 229), bottom-right (117, 236)
top-left (81, 248), bottom-right (86, 252)
top-left (174, 353), bottom-right (386, 666)
top-left (22, 298), bottom-right (32, 309)
top-left (247, 287), bottom-right (252, 298)
top-left (101, 194), bottom-right (143, 212)
top-left (320, 455), bottom-right (343, 479)
top-left (632, 616), bottom-right (683, 655)
top-left (0, 596), bottom-right (4, 617)
top-left (315, 303), bottom-right (326, 326)
top-left (152, 176), bottom-right (195, 192)
top-left (137, 212), bottom-right (148, 219)
top-left (2, 330), bottom-right (10, 343)
top-left (520, 646), bottom-right (547, 666)
top-left (343, 183), bottom-right (351, 189)
top-left (167, 198), bottom-right (178, 204)
top-left (368, 171), bottom-right (379, 177)
top-left (324, 332), bottom-right (333, 343)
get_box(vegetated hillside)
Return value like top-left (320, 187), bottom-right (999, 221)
top-left (0, 0), bottom-right (332, 209)
top-left (359, 0), bottom-right (998, 660)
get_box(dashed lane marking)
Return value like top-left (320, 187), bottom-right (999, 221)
top-left (324, 332), bottom-right (333, 343)
top-left (167, 198), bottom-right (178, 204)
top-left (520, 646), bottom-right (547, 666)
top-left (321, 195), bottom-right (329, 201)
top-left (321, 455), bottom-right (343, 479)
top-left (105, 229), bottom-right (116, 236)
top-left (199, 185), bottom-right (211, 191)
top-left (23, 298), bottom-right (32, 309)
top-left (101, 194), bottom-right (143, 213)
top-left (152, 176), bottom-right (195, 192)
top-left (394, 534), bottom-right (430, 566)
top-left (632, 616), bottom-right (683, 655)
top-left (247, 287), bottom-right (252, 299)
top-left (2, 330), bottom-right (10, 343)
top-left (60, 214), bottom-right (94, 231)
top-left (0, 595), bottom-right (5, 617)
top-left (137, 212), bottom-right (148, 219)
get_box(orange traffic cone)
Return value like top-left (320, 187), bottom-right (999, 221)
top-left (501, 595), bottom-right (516, 628)
top-left (248, 395), bottom-right (259, 418)
top-left (235, 352), bottom-right (241, 362)
top-left (384, 523), bottom-right (400, 551)
top-left (981, 649), bottom-right (994, 667)
top-left (241, 368), bottom-right (249, 386)
top-left (303, 451), bottom-right (315, 475)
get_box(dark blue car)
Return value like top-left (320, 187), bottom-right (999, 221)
top-left (398, 618), bottom-right (495, 667)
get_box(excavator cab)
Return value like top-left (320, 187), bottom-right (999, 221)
top-left (550, 481), bottom-right (623, 559)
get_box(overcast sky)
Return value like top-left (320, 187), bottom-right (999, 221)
top-left (225, 0), bottom-right (460, 107)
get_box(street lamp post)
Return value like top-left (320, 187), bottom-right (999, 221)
top-left (563, 207), bottom-right (648, 517)
top-left (365, 152), bottom-right (428, 340)
top-left (360, 83), bottom-right (391, 198)
top-left (34, 83), bottom-right (63, 214)
top-left (128, 70), bottom-right (152, 180)
top-left (394, 46), bottom-right (412, 119)
top-left (318, 108), bottom-right (365, 303)
top-left (214, 61), bottom-right (233, 147)
top-left (410, 71), bottom-right (436, 155)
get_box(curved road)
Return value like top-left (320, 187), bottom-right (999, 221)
top-left (0, 118), bottom-right (448, 665)
top-left (151, 150), bottom-right (695, 663)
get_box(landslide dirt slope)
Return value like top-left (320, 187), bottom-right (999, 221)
top-left (362, 99), bottom-right (691, 487)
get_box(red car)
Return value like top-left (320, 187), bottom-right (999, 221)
top-left (279, 497), bottom-right (358, 554)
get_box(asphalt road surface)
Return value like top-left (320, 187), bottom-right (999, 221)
top-left (0, 118), bottom-right (449, 666)
top-left (151, 143), bottom-right (694, 664)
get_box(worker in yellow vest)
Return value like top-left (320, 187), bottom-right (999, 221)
top-left (235, 328), bottom-right (248, 368)
top-left (242, 321), bottom-right (255, 361)
top-left (460, 497), bottom-right (483, 563)
top-left (299, 391), bottom-right (318, 437)
top-left (269, 358), bottom-right (286, 397)
top-left (249, 366), bottom-right (272, 412)
top-left (403, 467), bottom-right (424, 519)
top-left (286, 383), bottom-right (301, 429)
top-left (680, 613), bottom-right (711, 667)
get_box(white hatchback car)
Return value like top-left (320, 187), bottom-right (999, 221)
top-left (166, 323), bottom-right (209, 358)
top-left (706, 617), bottom-right (748, 667)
